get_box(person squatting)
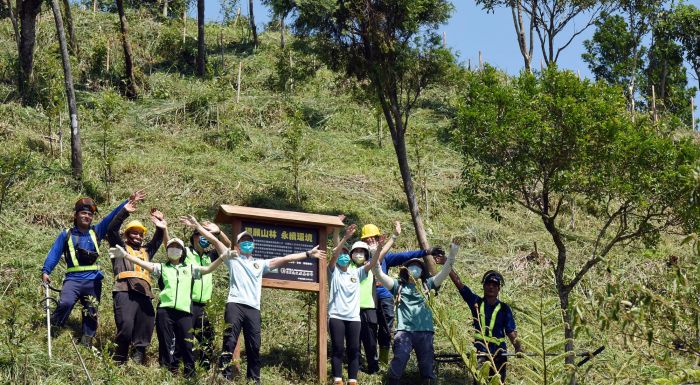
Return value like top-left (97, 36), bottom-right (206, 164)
top-left (41, 194), bottom-right (522, 384)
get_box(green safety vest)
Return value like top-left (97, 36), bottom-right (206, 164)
top-left (158, 263), bottom-right (193, 313)
top-left (65, 229), bottom-right (100, 273)
top-left (359, 269), bottom-right (375, 309)
top-left (474, 302), bottom-right (506, 345)
top-left (186, 248), bottom-right (213, 304)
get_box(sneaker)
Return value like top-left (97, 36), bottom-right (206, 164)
top-left (333, 380), bottom-right (344, 385)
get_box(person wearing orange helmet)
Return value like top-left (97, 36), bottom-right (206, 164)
top-left (41, 190), bottom-right (145, 348)
top-left (106, 200), bottom-right (169, 364)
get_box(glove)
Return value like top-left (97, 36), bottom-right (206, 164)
top-left (223, 248), bottom-right (239, 261)
top-left (427, 246), bottom-right (445, 257)
top-left (109, 245), bottom-right (127, 259)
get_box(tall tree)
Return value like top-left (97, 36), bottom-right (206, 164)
top-left (50, 0), bottom-right (83, 180)
top-left (262, 0), bottom-right (294, 49)
top-left (18, 0), bottom-right (42, 101)
top-left (61, 0), bottom-right (78, 55)
top-left (455, 67), bottom-right (700, 384)
top-left (115, 0), bottom-right (138, 98)
top-left (248, 0), bottom-right (257, 47)
top-left (196, 0), bottom-right (205, 76)
top-left (664, 4), bottom-right (700, 91)
top-left (3, 0), bottom-right (20, 50)
top-left (477, 0), bottom-right (536, 72)
top-left (296, 0), bottom-right (455, 273)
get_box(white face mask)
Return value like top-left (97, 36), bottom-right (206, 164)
top-left (351, 252), bottom-right (366, 265)
top-left (408, 265), bottom-right (422, 279)
top-left (167, 247), bottom-right (183, 261)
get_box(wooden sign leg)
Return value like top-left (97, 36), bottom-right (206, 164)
top-left (317, 230), bottom-right (328, 384)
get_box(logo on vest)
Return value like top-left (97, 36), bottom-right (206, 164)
top-left (350, 277), bottom-right (357, 283)
top-left (253, 262), bottom-right (260, 269)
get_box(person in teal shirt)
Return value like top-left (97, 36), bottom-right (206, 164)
top-left (373, 240), bottom-right (459, 385)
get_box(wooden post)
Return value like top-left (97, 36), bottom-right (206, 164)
top-left (442, 31), bottom-right (446, 48)
top-left (236, 61), bottom-right (242, 103)
top-left (317, 229), bottom-right (328, 383)
top-left (652, 85), bottom-right (658, 123)
top-left (220, 29), bottom-right (224, 73)
top-left (479, 50), bottom-right (483, 70)
top-left (182, 7), bottom-right (186, 43)
top-left (692, 97), bottom-right (696, 131)
top-left (93, 0), bottom-right (96, 13)
top-left (106, 39), bottom-right (110, 72)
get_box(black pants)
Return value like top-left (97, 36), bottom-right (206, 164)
top-left (220, 302), bottom-right (261, 382)
top-left (377, 296), bottom-right (395, 348)
top-left (329, 318), bottom-right (362, 380)
top-left (192, 302), bottom-right (214, 366)
top-left (359, 308), bottom-right (379, 373)
top-left (156, 307), bottom-right (194, 376)
top-left (113, 291), bottom-right (155, 362)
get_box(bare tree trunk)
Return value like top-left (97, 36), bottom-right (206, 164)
top-left (50, 0), bottom-right (82, 180)
top-left (4, 0), bottom-right (20, 50)
top-left (162, 0), bottom-right (168, 18)
top-left (511, 0), bottom-right (532, 72)
top-left (196, 0), bottom-right (205, 76)
top-left (18, 0), bottom-right (43, 101)
top-left (558, 291), bottom-right (577, 385)
top-left (61, 0), bottom-right (78, 55)
top-left (280, 12), bottom-right (286, 49)
top-left (115, 0), bottom-right (137, 98)
top-left (248, 0), bottom-right (257, 47)
top-left (92, 0), bottom-right (96, 13)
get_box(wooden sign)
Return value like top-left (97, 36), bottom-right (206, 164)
top-left (215, 205), bottom-right (344, 383)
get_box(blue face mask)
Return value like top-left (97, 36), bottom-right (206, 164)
top-left (240, 241), bottom-right (254, 254)
top-left (198, 237), bottom-right (210, 249)
top-left (337, 253), bottom-right (351, 267)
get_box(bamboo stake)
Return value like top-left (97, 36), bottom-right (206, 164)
top-left (106, 40), bottom-right (110, 72)
top-left (220, 29), bottom-right (224, 73)
top-left (652, 85), bottom-right (658, 123)
top-left (236, 61), bottom-right (242, 103)
top-left (479, 50), bottom-right (483, 70)
top-left (692, 97), bottom-right (696, 131)
top-left (442, 31), bottom-right (446, 48)
top-left (182, 7), bottom-right (186, 43)
top-left (93, 0), bottom-right (96, 13)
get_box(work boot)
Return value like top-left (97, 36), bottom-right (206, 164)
top-left (379, 346), bottom-right (390, 365)
top-left (131, 347), bottom-right (146, 365)
top-left (219, 352), bottom-right (234, 380)
top-left (113, 342), bottom-right (129, 365)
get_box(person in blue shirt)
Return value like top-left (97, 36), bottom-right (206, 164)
top-left (41, 190), bottom-right (144, 348)
top-left (358, 223), bottom-right (445, 368)
top-left (436, 261), bottom-right (522, 383)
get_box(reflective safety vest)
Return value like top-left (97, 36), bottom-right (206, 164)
top-left (65, 229), bottom-right (100, 273)
top-left (474, 302), bottom-right (506, 345)
top-left (186, 248), bottom-right (212, 304)
top-left (359, 269), bottom-right (375, 309)
top-left (158, 263), bottom-right (193, 313)
top-left (116, 246), bottom-right (151, 284)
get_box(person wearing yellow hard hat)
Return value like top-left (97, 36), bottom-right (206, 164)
top-left (358, 223), bottom-right (446, 370)
top-left (106, 199), bottom-right (169, 365)
top-left (41, 190), bottom-right (145, 350)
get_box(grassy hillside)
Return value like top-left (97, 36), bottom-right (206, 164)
top-left (0, 7), bottom-right (695, 385)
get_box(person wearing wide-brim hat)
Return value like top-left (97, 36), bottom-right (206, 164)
top-left (106, 201), bottom-right (168, 365)
top-left (372, 239), bottom-right (459, 385)
top-left (179, 215), bottom-right (326, 385)
top-left (41, 190), bottom-right (145, 349)
top-left (327, 222), bottom-right (399, 385)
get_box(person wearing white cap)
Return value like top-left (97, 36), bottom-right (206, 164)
top-left (109, 237), bottom-right (229, 376)
top-left (179, 215), bottom-right (326, 384)
top-left (328, 222), bottom-right (399, 385)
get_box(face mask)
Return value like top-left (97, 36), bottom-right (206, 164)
top-left (198, 237), bottom-right (210, 249)
top-left (239, 241), bottom-right (254, 254)
top-left (408, 265), bottom-right (422, 280)
top-left (167, 248), bottom-right (183, 261)
top-left (351, 252), bottom-right (366, 265)
top-left (337, 253), bottom-right (351, 267)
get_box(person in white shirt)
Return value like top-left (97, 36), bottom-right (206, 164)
top-left (179, 215), bottom-right (325, 384)
top-left (328, 221), bottom-right (400, 385)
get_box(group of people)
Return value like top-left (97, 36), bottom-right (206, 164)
top-left (41, 191), bottom-right (522, 384)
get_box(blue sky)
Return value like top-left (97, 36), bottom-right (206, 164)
top-left (200, 0), bottom-right (699, 123)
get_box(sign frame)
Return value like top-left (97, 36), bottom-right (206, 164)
top-left (215, 205), bottom-right (344, 383)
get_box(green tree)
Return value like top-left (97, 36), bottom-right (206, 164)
top-left (663, 4), bottom-right (700, 91)
top-left (454, 67), bottom-right (700, 383)
top-left (295, 0), bottom-right (455, 272)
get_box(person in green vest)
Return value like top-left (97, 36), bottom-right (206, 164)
top-left (109, 237), bottom-right (233, 376)
top-left (185, 221), bottom-right (231, 368)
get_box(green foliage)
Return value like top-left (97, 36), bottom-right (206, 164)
top-left (281, 103), bottom-right (308, 205)
top-left (663, 4), bottom-right (700, 86)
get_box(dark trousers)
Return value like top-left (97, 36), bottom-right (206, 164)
top-left (156, 307), bottom-right (194, 376)
top-left (478, 354), bottom-right (508, 382)
top-left (220, 302), bottom-right (262, 382)
top-left (388, 331), bottom-right (436, 380)
top-left (359, 308), bottom-right (379, 373)
top-left (113, 291), bottom-right (155, 362)
top-left (329, 318), bottom-right (362, 380)
top-left (377, 296), bottom-right (395, 348)
top-left (192, 302), bottom-right (214, 366)
top-left (51, 279), bottom-right (102, 337)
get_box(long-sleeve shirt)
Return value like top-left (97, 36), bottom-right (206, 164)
top-left (375, 249), bottom-right (427, 300)
top-left (42, 200), bottom-right (128, 281)
top-left (459, 284), bottom-right (516, 353)
top-left (107, 207), bottom-right (164, 298)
